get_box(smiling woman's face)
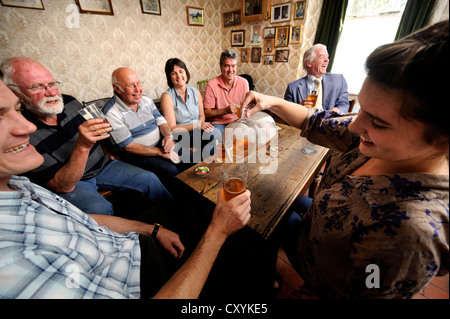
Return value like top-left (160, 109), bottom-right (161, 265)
top-left (348, 76), bottom-right (441, 171)
top-left (0, 80), bottom-right (43, 190)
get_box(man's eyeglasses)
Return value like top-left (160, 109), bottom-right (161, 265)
top-left (115, 81), bottom-right (144, 90)
top-left (8, 81), bottom-right (60, 94)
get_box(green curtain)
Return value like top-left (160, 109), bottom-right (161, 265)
top-left (395, 0), bottom-right (436, 40)
top-left (313, 0), bottom-right (349, 70)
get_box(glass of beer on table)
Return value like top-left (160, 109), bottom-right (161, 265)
top-left (221, 163), bottom-right (248, 201)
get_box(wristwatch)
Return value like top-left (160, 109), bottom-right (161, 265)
top-left (151, 223), bottom-right (163, 239)
top-left (163, 133), bottom-right (173, 139)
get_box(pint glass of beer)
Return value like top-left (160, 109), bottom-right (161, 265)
top-left (221, 163), bottom-right (248, 201)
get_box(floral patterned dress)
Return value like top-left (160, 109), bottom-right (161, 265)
top-left (296, 109), bottom-right (449, 299)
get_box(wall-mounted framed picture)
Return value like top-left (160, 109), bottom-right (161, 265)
top-left (251, 47), bottom-right (262, 63)
top-left (275, 49), bottom-right (289, 62)
top-left (241, 0), bottom-right (270, 22)
top-left (290, 25), bottom-right (301, 44)
top-left (293, 1), bottom-right (307, 20)
top-left (271, 2), bottom-right (291, 23)
top-left (231, 30), bottom-right (245, 47)
top-left (241, 48), bottom-right (250, 62)
top-left (275, 25), bottom-right (289, 47)
top-left (263, 27), bottom-right (276, 39)
top-left (75, 0), bottom-right (114, 15)
top-left (187, 6), bottom-right (204, 26)
top-left (224, 10), bottom-right (241, 27)
top-left (264, 38), bottom-right (274, 53)
top-left (263, 55), bottom-right (274, 65)
top-left (140, 0), bottom-right (161, 15)
top-left (250, 24), bottom-right (263, 46)
top-left (0, 0), bottom-right (44, 10)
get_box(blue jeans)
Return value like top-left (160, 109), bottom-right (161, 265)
top-left (279, 195), bottom-right (313, 272)
top-left (58, 160), bottom-right (173, 215)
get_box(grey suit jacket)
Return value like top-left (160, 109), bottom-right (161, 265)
top-left (284, 73), bottom-right (350, 112)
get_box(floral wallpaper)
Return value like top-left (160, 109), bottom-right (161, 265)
top-left (0, 0), bottom-right (323, 102)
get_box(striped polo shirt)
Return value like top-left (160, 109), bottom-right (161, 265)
top-left (22, 95), bottom-right (111, 185)
top-left (103, 94), bottom-right (167, 148)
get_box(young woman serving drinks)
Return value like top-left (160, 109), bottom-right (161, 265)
top-left (242, 20), bottom-right (449, 299)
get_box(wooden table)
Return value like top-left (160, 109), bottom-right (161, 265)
top-left (176, 123), bottom-right (331, 240)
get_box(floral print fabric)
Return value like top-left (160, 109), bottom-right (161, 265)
top-left (296, 109), bottom-right (449, 299)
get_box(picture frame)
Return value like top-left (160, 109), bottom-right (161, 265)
top-left (293, 1), bottom-right (307, 20)
top-left (263, 55), bottom-right (274, 65)
top-left (264, 38), bottom-right (274, 53)
top-left (187, 6), bottom-right (204, 26)
top-left (250, 24), bottom-right (263, 46)
top-left (0, 0), bottom-right (44, 10)
top-left (75, 0), bottom-right (114, 15)
top-left (231, 30), bottom-right (245, 47)
top-left (140, 0), bottom-right (161, 15)
top-left (251, 47), bottom-right (262, 63)
top-left (241, 0), bottom-right (270, 22)
top-left (263, 27), bottom-right (276, 39)
top-left (241, 48), bottom-right (250, 62)
top-left (275, 26), bottom-right (289, 47)
top-left (290, 25), bottom-right (301, 44)
top-left (271, 2), bottom-right (291, 23)
top-left (224, 10), bottom-right (241, 27)
top-left (275, 49), bottom-right (289, 62)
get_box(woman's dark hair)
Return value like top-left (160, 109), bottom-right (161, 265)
top-left (365, 20), bottom-right (449, 146)
top-left (164, 58), bottom-right (190, 88)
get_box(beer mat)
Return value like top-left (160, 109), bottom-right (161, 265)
top-left (195, 166), bottom-right (210, 176)
top-left (270, 146), bottom-right (283, 152)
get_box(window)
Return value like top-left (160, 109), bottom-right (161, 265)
top-left (331, 0), bottom-right (407, 94)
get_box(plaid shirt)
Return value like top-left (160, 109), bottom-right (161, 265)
top-left (0, 176), bottom-right (141, 299)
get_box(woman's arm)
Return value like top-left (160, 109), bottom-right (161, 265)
top-left (242, 91), bottom-right (309, 129)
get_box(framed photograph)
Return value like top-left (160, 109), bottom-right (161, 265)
top-left (250, 24), bottom-right (263, 46)
top-left (75, 0), bottom-right (114, 15)
top-left (231, 30), bottom-right (245, 47)
top-left (251, 47), bottom-right (262, 63)
top-left (290, 25), bottom-right (301, 44)
top-left (264, 38), bottom-right (274, 53)
top-left (271, 2), bottom-right (291, 23)
top-left (140, 0), bottom-right (161, 15)
top-left (224, 10), bottom-right (241, 27)
top-left (0, 0), bottom-right (44, 10)
top-left (187, 6), bottom-right (204, 26)
top-left (263, 55), bottom-right (274, 65)
top-left (275, 49), bottom-right (289, 62)
top-left (263, 27), bottom-right (275, 39)
top-left (275, 26), bottom-right (289, 47)
top-left (241, 0), bottom-right (269, 22)
top-left (241, 48), bottom-right (250, 62)
top-left (294, 1), bottom-right (307, 20)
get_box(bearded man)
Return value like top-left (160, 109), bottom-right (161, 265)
top-left (0, 57), bottom-right (173, 216)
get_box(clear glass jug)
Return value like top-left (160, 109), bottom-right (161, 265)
top-left (222, 107), bottom-right (277, 162)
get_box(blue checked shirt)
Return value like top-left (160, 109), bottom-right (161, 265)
top-left (0, 176), bottom-right (141, 299)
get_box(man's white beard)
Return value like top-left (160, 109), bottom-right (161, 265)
top-left (23, 95), bottom-right (64, 117)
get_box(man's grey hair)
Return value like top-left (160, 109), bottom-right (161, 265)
top-left (0, 58), bottom-right (18, 92)
top-left (220, 49), bottom-right (238, 66)
top-left (302, 44), bottom-right (327, 70)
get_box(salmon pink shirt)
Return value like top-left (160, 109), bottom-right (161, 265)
top-left (203, 75), bottom-right (249, 124)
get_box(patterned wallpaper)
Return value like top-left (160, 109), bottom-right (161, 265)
top-left (0, 0), bottom-right (323, 102)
